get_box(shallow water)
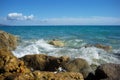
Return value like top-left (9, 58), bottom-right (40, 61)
top-left (0, 25), bottom-right (120, 65)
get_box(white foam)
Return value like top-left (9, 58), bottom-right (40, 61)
top-left (113, 48), bottom-right (120, 53)
top-left (13, 39), bottom-right (120, 65)
top-left (76, 47), bottom-right (120, 65)
top-left (75, 47), bottom-right (103, 65)
top-left (13, 39), bottom-right (56, 57)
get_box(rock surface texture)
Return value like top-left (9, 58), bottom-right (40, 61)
top-left (20, 54), bottom-right (70, 71)
top-left (13, 71), bottom-right (84, 80)
top-left (0, 30), bottom-right (18, 50)
top-left (95, 63), bottom-right (120, 80)
top-left (62, 58), bottom-right (93, 79)
top-left (0, 48), bottom-right (30, 74)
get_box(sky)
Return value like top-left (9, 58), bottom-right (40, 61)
top-left (0, 0), bottom-right (120, 25)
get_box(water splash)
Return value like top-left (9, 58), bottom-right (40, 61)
top-left (13, 39), bottom-right (120, 65)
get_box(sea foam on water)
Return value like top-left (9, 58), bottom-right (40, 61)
top-left (13, 39), bottom-right (120, 66)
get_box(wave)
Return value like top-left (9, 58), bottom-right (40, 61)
top-left (12, 39), bottom-right (120, 65)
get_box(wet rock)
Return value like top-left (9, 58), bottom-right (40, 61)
top-left (49, 39), bottom-right (64, 47)
top-left (20, 54), bottom-right (70, 71)
top-left (0, 48), bottom-right (30, 74)
top-left (14, 71), bottom-right (84, 80)
top-left (95, 63), bottom-right (120, 80)
top-left (62, 58), bottom-right (93, 79)
top-left (20, 54), bottom-right (48, 71)
top-left (94, 44), bottom-right (112, 52)
top-left (0, 30), bottom-right (18, 50)
top-left (85, 44), bottom-right (112, 52)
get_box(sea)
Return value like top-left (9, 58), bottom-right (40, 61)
top-left (0, 25), bottom-right (120, 65)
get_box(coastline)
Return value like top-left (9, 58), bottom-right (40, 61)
top-left (0, 30), bottom-right (120, 80)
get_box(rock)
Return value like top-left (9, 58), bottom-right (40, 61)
top-left (0, 71), bottom-right (84, 80)
top-left (0, 30), bottom-right (18, 50)
top-left (0, 72), bottom-right (20, 80)
top-left (95, 63), bottom-right (120, 80)
top-left (49, 39), bottom-right (64, 47)
top-left (62, 58), bottom-right (93, 79)
top-left (85, 44), bottom-right (112, 52)
top-left (94, 44), bottom-right (112, 52)
top-left (0, 48), bottom-right (30, 74)
top-left (13, 71), bottom-right (84, 80)
top-left (14, 73), bottom-right (34, 80)
top-left (20, 54), bottom-right (48, 71)
top-left (20, 54), bottom-right (70, 71)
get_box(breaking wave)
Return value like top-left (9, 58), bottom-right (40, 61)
top-left (13, 39), bottom-right (120, 65)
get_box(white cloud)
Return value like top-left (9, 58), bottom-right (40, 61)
top-left (2, 15), bottom-right (120, 25)
top-left (7, 13), bottom-right (34, 21)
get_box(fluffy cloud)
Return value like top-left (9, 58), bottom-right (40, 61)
top-left (7, 13), bottom-right (34, 20)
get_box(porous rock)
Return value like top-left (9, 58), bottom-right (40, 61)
top-left (0, 30), bottom-right (18, 50)
top-left (0, 48), bottom-right (30, 74)
top-left (14, 71), bottom-right (84, 80)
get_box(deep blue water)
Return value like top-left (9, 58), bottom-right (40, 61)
top-left (0, 25), bottom-right (120, 65)
top-left (0, 25), bottom-right (120, 48)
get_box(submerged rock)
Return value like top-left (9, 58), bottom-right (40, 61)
top-left (62, 58), bottom-right (93, 79)
top-left (85, 44), bottom-right (112, 52)
top-left (0, 30), bottom-right (18, 50)
top-left (95, 63), bottom-right (120, 80)
top-left (49, 39), bottom-right (65, 47)
top-left (20, 54), bottom-right (70, 71)
top-left (94, 44), bottom-right (112, 52)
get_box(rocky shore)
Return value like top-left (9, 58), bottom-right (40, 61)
top-left (0, 30), bottom-right (120, 80)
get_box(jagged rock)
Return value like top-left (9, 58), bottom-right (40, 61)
top-left (20, 54), bottom-right (70, 71)
top-left (49, 39), bottom-right (64, 47)
top-left (13, 71), bottom-right (84, 80)
top-left (62, 58), bottom-right (93, 79)
top-left (0, 48), bottom-right (30, 74)
top-left (0, 30), bottom-right (18, 50)
top-left (95, 63), bottom-right (120, 80)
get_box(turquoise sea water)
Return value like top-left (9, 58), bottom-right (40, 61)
top-left (0, 25), bottom-right (120, 65)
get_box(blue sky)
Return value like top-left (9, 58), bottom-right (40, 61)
top-left (0, 0), bottom-right (120, 25)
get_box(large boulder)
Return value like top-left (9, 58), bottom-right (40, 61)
top-left (0, 48), bottom-right (30, 74)
top-left (20, 54), bottom-right (70, 71)
top-left (95, 63), bottom-right (120, 80)
top-left (62, 58), bottom-right (93, 79)
top-left (49, 39), bottom-right (65, 47)
top-left (0, 30), bottom-right (18, 50)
